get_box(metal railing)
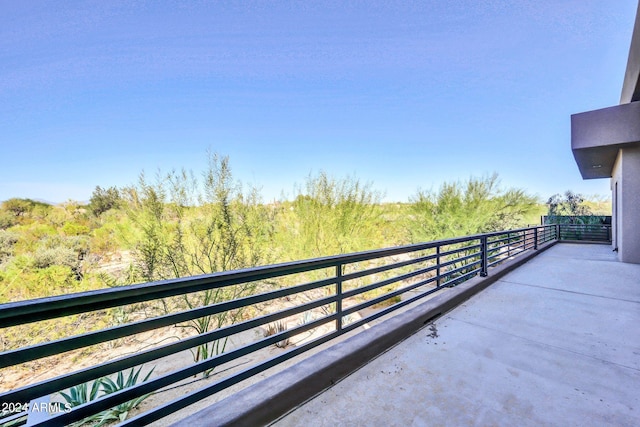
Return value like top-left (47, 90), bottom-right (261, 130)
top-left (558, 224), bottom-right (612, 242)
top-left (0, 225), bottom-right (564, 426)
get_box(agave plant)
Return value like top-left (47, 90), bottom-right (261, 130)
top-left (58, 380), bottom-right (102, 408)
top-left (59, 380), bottom-right (104, 426)
top-left (58, 365), bottom-right (155, 426)
top-left (264, 320), bottom-right (289, 348)
top-left (93, 366), bottom-right (155, 426)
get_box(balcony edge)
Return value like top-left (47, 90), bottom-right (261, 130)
top-left (172, 240), bottom-right (558, 427)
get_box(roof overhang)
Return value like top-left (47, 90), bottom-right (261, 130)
top-left (571, 102), bottom-right (640, 179)
top-left (571, 2), bottom-right (640, 180)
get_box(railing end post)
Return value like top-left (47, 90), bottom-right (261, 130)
top-left (336, 263), bottom-right (343, 331)
top-left (480, 236), bottom-right (488, 277)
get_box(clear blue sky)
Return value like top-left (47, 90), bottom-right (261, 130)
top-left (1, 1), bottom-right (637, 204)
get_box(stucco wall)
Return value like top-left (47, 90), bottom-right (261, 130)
top-left (611, 152), bottom-right (620, 252)
top-left (612, 145), bottom-right (640, 263)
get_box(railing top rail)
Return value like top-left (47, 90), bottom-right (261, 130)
top-left (0, 225), bottom-right (557, 327)
top-left (0, 224), bottom-right (563, 426)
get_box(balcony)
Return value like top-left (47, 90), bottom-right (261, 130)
top-left (271, 242), bottom-right (640, 426)
top-left (2, 225), bottom-right (634, 426)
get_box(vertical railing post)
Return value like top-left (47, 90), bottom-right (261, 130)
top-left (436, 245), bottom-right (441, 287)
top-left (480, 236), bottom-right (488, 277)
top-left (534, 227), bottom-right (538, 250)
top-left (336, 263), bottom-right (343, 331)
top-left (556, 224), bottom-right (560, 241)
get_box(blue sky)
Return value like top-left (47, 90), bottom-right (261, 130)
top-left (1, 1), bottom-right (637, 204)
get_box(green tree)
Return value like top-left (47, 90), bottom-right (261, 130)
top-left (2, 198), bottom-right (37, 217)
top-left (124, 152), bottom-right (273, 372)
top-left (89, 186), bottom-right (121, 217)
top-left (284, 171), bottom-right (383, 259)
top-left (547, 190), bottom-right (592, 216)
top-left (407, 173), bottom-right (538, 242)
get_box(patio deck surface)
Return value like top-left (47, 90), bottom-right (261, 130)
top-left (274, 243), bottom-right (640, 426)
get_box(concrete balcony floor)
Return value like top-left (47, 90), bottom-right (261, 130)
top-left (274, 244), bottom-right (640, 426)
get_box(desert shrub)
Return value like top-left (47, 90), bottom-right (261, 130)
top-left (0, 210), bottom-right (17, 229)
top-left (62, 222), bottom-right (91, 236)
top-left (32, 246), bottom-right (78, 269)
top-left (280, 171), bottom-right (384, 261)
top-left (0, 260), bottom-right (76, 303)
top-left (0, 230), bottom-right (19, 265)
top-left (34, 265), bottom-right (75, 290)
top-left (30, 235), bottom-right (89, 282)
top-left (46, 205), bottom-right (72, 227)
top-left (10, 223), bottom-right (58, 252)
top-left (30, 203), bottom-right (52, 221)
top-left (90, 225), bottom-right (119, 256)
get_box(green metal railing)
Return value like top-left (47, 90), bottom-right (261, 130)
top-left (0, 225), bottom-right (566, 426)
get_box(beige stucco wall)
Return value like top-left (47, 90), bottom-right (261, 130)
top-left (611, 145), bottom-right (640, 263)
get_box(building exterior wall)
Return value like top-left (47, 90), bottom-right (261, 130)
top-left (611, 145), bottom-right (640, 263)
top-left (611, 152), bottom-right (621, 253)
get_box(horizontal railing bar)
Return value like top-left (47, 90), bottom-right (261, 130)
top-left (121, 324), bottom-right (347, 426)
top-left (487, 245), bottom-right (513, 257)
top-left (487, 253), bottom-right (508, 263)
top-left (488, 248), bottom-right (526, 267)
top-left (3, 224), bottom-right (562, 426)
top-left (438, 243), bottom-right (481, 258)
top-left (509, 241), bottom-right (527, 251)
top-left (0, 412), bottom-right (25, 425)
top-left (438, 250), bottom-right (481, 270)
top-left (443, 267), bottom-right (482, 286)
top-left (1, 295), bottom-right (338, 404)
top-left (346, 285), bottom-right (444, 327)
top-left (488, 232), bottom-right (524, 244)
top-left (559, 229), bottom-right (610, 232)
top-left (1, 231), bottom-right (538, 327)
top-left (560, 232), bottom-right (610, 235)
top-left (486, 244), bottom-right (508, 254)
top-left (342, 277), bottom-right (440, 320)
top-left (0, 276), bottom-right (340, 369)
top-left (339, 252), bottom-right (438, 284)
top-left (559, 235), bottom-right (609, 237)
top-left (36, 312), bottom-right (340, 427)
top-left (442, 259), bottom-right (482, 279)
top-left (341, 265), bottom-right (438, 301)
top-left (562, 231), bottom-right (610, 233)
top-left (120, 225), bottom-right (560, 425)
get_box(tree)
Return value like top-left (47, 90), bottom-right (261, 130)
top-left (124, 152), bottom-right (273, 372)
top-left (547, 191), bottom-right (592, 216)
top-left (407, 173), bottom-right (538, 242)
top-left (286, 171), bottom-right (383, 259)
top-left (2, 198), bottom-right (36, 217)
top-left (89, 186), bottom-right (121, 217)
